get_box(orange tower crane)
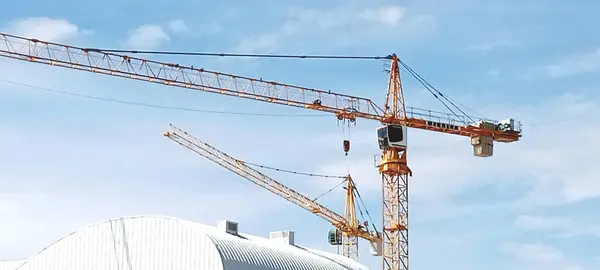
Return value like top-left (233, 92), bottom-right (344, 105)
top-left (163, 124), bottom-right (378, 261)
top-left (0, 33), bottom-right (523, 270)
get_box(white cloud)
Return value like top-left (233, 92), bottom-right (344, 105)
top-left (501, 242), bottom-right (581, 270)
top-left (502, 242), bottom-right (563, 263)
top-left (167, 20), bottom-right (188, 34)
top-left (502, 242), bottom-right (564, 263)
top-left (473, 94), bottom-right (600, 207)
top-left (515, 215), bottom-right (570, 231)
top-left (512, 94), bottom-right (600, 204)
top-left (234, 5), bottom-right (436, 53)
top-left (124, 24), bottom-right (170, 50)
top-left (123, 20), bottom-right (200, 49)
top-left (5, 17), bottom-right (85, 43)
top-left (539, 47), bottom-right (600, 77)
top-left (515, 215), bottom-right (600, 237)
top-left (359, 5), bottom-right (407, 27)
top-left (467, 40), bottom-right (521, 52)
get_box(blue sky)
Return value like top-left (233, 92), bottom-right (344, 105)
top-left (1, 0), bottom-right (600, 269)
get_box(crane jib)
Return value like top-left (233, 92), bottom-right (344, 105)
top-left (163, 126), bottom-right (379, 240)
top-left (0, 32), bottom-right (522, 143)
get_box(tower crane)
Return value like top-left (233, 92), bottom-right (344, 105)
top-left (163, 124), bottom-right (378, 261)
top-left (0, 32), bottom-right (523, 270)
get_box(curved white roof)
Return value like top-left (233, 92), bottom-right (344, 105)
top-left (5, 215), bottom-right (368, 270)
top-left (0, 260), bottom-right (25, 270)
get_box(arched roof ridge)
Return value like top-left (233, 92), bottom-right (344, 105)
top-left (14, 215), bottom-right (192, 270)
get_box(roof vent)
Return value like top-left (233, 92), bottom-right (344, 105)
top-left (217, 220), bottom-right (239, 235)
top-left (269, 230), bottom-right (295, 245)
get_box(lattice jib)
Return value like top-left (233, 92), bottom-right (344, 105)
top-left (164, 124), bottom-right (351, 228)
top-left (0, 33), bottom-right (381, 118)
top-left (0, 32), bottom-right (522, 142)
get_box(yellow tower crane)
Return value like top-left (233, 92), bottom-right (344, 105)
top-left (164, 124), bottom-right (379, 260)
top-left (0, 32), bottom-right (523, 270)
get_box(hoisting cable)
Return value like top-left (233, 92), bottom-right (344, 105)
top-left (240, 160), bottom-right (347, 179)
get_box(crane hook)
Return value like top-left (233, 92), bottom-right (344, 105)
top-left (343, 140), bottom-right (350, 156)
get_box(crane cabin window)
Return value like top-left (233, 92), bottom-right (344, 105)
top-left (377, 126), bottom-right (388, 150)
top-left (388, 125), bottom-right (404, 143)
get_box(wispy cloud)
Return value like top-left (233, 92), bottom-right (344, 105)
top-left (502, 242), bottom-right (565, 263)
top-left (124, 24), bottom-right (170, 50)
top-left (467, 40), bottom-right (522, 53)
top-left (538, 47), bottom-right (600, 77)
top-left (501, 242), bottom-right (581, 270)
top-left (234, 5), bottom-right (436, 53)
top-left (123, 19), bottom-right (200, 50)
top-left (166, 20), bottom-right (188, 35)
top-left (515, 214), bottom-right (600, 237)
top-left (358, 5), bottom-right (408, 27)
top-left (3, 17), bottom-right (92, 42)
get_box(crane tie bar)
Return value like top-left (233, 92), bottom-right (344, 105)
top-left (240, 160), bottom-right (347, 179)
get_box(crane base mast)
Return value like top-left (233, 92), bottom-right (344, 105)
top-left (379, 148), bottom-right (411, 270)
top-left (342, 234), bottom-right (359, 261)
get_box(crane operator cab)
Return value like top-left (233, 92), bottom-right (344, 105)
top-left (328, 228), bottom-right (342, 245)
top-left (377, 124), bottom-right (407, 150)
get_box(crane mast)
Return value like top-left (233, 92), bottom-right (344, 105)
top-left (163, 124), bottom-right (380, 261)
top-left (342, 176), bottom-right (360, 261)
top-left (379, 55), bottom-right (411, 270)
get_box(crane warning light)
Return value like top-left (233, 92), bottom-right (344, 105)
top-left (343, 140), bottom-right (350, 156)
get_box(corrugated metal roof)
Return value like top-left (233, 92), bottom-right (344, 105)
top-left (0, 260), bottom-right (25, 270)
top-left (0, 215), bottom-right (369, 270)
top-left (208, 234), bottom-right (360, 270)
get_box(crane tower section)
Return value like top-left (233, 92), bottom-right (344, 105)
top-left (377, 55), bottom-right (412, 270)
